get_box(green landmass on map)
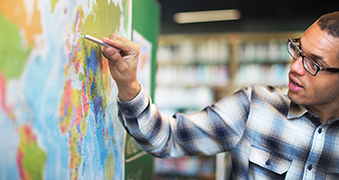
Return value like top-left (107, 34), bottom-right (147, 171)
top-left (0, 14), bottom-right (31, 80)
top-left (21, 143), bottom-right (47, 180)
top-left (19, 125), bottom-right (47, 180)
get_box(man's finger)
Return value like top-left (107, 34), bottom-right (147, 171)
top-left (103, 47), bottom-right (129, 71)
top-left (102, 34), bottom-right (137, 54)
top-left (102, 37), bottom-right (125, 52)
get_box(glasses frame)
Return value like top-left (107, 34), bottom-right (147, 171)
top-left (287, 38), bottom-right (339, 76)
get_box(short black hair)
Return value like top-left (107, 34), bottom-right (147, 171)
top-left (317, 11), bottom-right (339, 38)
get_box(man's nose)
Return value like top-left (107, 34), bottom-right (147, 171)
top-left (289, 56), bottom-right (306, 76)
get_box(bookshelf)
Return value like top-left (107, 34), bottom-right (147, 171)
top-left (153, 31), bottom-right (303, 179)
top-left (153, 156), bottom-right (216, 180)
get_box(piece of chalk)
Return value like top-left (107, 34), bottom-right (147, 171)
top-left (83, 34), bottom-right (121, 52)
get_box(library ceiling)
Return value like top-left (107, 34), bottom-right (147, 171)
top-left (157, 0), bottom-right (339, 34)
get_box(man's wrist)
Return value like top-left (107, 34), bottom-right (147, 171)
top-left (117, 81), bottom-right (141, 102)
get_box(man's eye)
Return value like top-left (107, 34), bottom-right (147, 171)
top-left (313, 60), bottom-right (322, 66)
top-left (309, 58), bottom-right (322, 66)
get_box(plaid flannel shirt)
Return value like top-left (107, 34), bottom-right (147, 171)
top-left (118, 85), bottom-right (339, 179)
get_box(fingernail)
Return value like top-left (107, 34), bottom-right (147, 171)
top-left (107, 48), bottom-right (114, 55)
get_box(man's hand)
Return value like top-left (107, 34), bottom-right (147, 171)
top-left (100, 33), bottom-right (141, 102)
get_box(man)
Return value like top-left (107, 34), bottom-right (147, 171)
top-left (101, 11), bottom-right (339, 179)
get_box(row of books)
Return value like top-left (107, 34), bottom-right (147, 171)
top-left (238, 39), bottom-right (290, 62)
top-left (153, 156), bottom-right (216, 179)
top-left (157, 38), bottom-right (230, 63)
top-left (155, 86), bottom-right (214, 115)
top-left (157, 38), bottom-right (291, 64)
top-left (235, 63), bottom-right (290, 87)
top-left (156, 64), bottom-right (229, 87)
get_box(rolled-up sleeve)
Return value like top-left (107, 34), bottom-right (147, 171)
top-left (117, 86), bottom-right (252, 158)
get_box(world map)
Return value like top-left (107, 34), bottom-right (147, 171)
top-left (0, 0), bottom-right (131, 179)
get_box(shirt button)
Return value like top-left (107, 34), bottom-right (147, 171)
top-left (265, 159), bottom-right (271, 166)
top-left (318, 128), bottom-right (322, 134)
top-left (307, 164), bottom-right (313, 170)
top-left (124, 109), bottom-right (129, 113)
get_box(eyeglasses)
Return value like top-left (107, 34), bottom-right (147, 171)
top-left (287, 38), bottom-right (339, 76)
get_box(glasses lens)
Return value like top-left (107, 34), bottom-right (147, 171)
top-left (287, 41), bottom-right (299, 60)
top-left (303, 57), bottom-right (318, 75)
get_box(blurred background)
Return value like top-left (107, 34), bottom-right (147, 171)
top-left (158, 0), bottom-right (338, 34)
top-left (152, 0), bottom-right (339, 179)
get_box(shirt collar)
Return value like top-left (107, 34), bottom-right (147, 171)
top-left (287, 102), bottom-right (308, 120)
top-left (287, 102), bottom-right (339, 125)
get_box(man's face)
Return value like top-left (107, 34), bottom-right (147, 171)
top-left (288, 22), bottom-right (339, 107)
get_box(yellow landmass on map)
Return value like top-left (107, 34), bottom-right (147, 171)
top-left (51, 0), bottom-right (60, 12)
top-left (80, 1), bottom-right (122, 110)
top-left (105, 151), bottom-right (114, 180)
